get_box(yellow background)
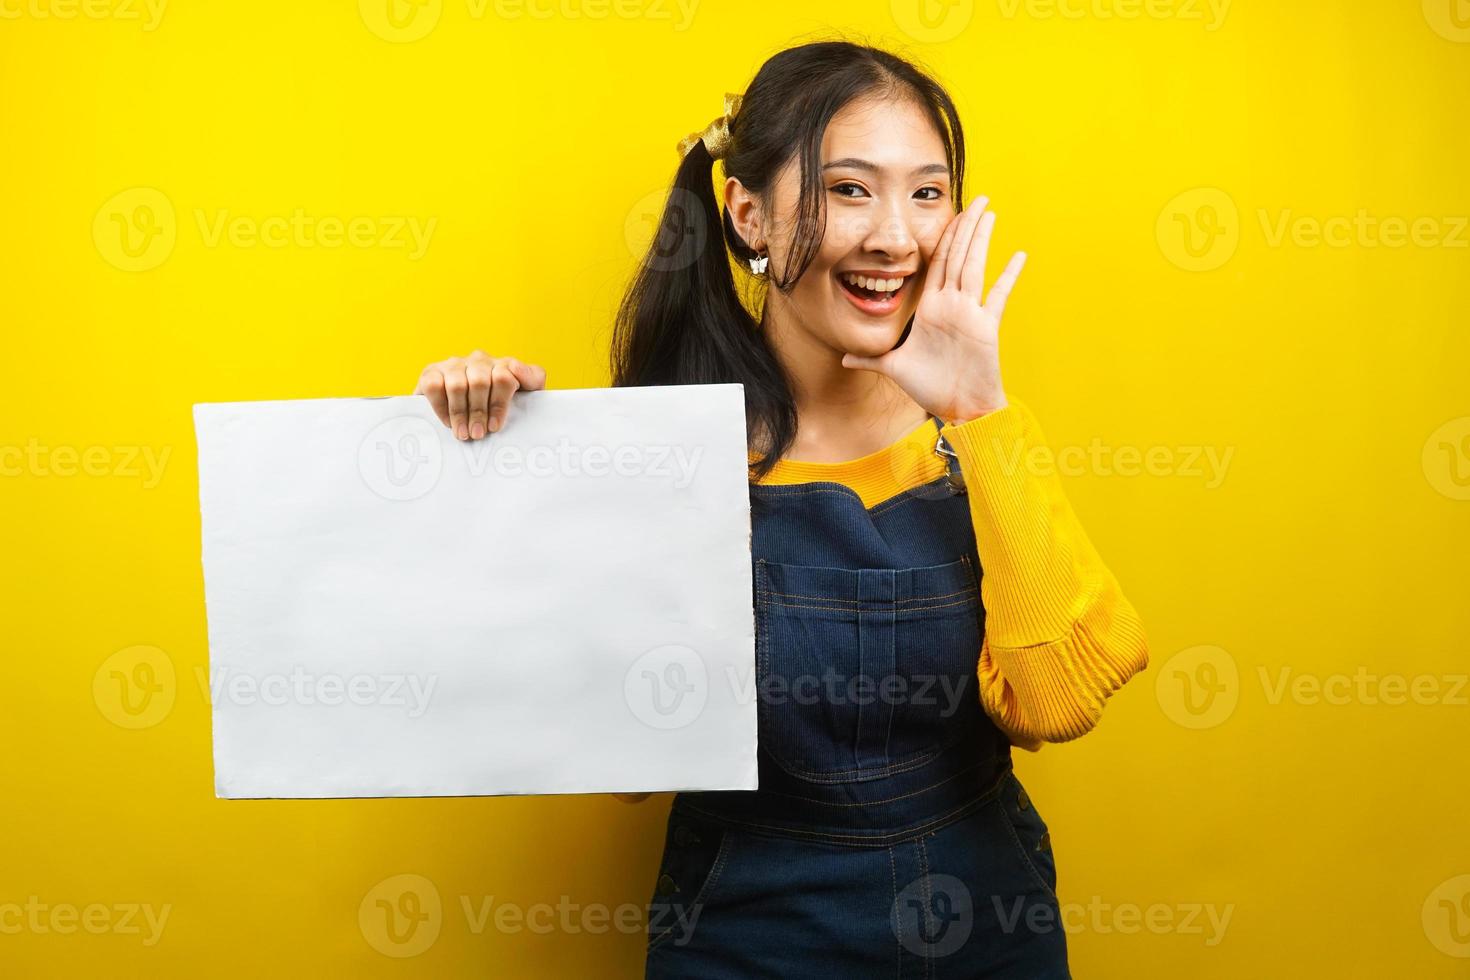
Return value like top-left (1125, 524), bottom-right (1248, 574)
top-left (3, 0), bottom-right (1468, 975)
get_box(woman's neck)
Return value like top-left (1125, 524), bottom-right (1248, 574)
top-left (764, 313), bottom-right (932, 464)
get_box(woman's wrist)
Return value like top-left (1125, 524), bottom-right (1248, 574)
top-left (945, 392), bottom-right (1009, 426)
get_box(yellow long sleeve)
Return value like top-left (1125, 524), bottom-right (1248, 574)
top-left (941, 399), bottom-right (1150, 750)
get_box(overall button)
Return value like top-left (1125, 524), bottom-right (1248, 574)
top-left (1038, 831), bottom-right (1051, 851)
top-left (655, 874), bottom-right (679, 896)
top-left (674, 825), bottom-right (701, 847)
top-left (1017, 786), bottom-right (1031, 810)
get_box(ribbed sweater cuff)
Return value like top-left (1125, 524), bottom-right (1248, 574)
top-left (978, 577), bottom-right (1152, 745)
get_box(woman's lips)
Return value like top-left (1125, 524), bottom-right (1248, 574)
top-left (836, 272), bottom-right (910, 316)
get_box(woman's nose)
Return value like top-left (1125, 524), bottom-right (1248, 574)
top-left (860, 210), bottom-right (919, 257)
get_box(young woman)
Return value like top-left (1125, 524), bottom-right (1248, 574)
top-left (413, 40), bottom-right (1148, 980)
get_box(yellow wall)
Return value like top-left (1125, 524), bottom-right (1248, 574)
top-left (2, 1), bottom-right (1467, 975)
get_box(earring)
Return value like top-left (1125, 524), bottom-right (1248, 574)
top-left (749, 252), bottom-right (769, 275)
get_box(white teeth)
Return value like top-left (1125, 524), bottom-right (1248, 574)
top-left (841, 272), bottom-right (906, 294)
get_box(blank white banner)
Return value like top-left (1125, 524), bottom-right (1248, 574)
top-left (193, 384), bottom-right (757, 799)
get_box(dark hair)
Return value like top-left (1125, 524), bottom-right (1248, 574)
top-left (609, 39), bottom-right (966, 480)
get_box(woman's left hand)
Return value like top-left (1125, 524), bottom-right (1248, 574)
top-left (841, 195), bottom-right (1026, 424)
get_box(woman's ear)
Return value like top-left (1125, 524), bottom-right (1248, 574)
top-left (723, 176), bottom-right (763, 252)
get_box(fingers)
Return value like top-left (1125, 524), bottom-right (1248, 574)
top-left (443, 362), bottom-right (470, 441)
top-left (414, 367), bottom-right (451, 428)
top-left (924, 203), bottom-right (964, 296)
top-left (943, 195), bottom-right (989, 292)
top-left (487, 362), bottom-right (522, 433)
top-left (465, 354), bottom-right (493, 441)
top-left (840, 351), bottom-right (889, 374)
top-left (413, 353), bottom-right (548, 439)
top-left (960, 210), bottom-right (996, 299)
top-left (504, 357), bottom-right (548, 392)
top-left (984, 251), bottom-right (1028, 319)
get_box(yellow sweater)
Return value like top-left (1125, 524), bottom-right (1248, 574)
top-left (750, 398), bottom-right (1150, 751)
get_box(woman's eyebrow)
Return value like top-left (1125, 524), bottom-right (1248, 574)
top-left (821, 157), bottom-right (949, 177)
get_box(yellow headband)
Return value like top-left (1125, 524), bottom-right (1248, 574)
top-left (677, 92), bottom-right (743, 160)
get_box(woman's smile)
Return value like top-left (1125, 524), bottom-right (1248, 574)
top-left (834, 267), bottom-right (916, 317)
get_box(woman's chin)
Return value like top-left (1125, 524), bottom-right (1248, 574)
top-left (839, 325), bottom-right (907, 359)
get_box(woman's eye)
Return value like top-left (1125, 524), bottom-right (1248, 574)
top-left (831, 182), bottom-right (868, 199)
top-left (915, 186), bottom-right (944, 201)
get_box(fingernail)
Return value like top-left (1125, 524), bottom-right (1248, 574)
top-left (470, 422), bottom-right (484, 440)
top-left (488, 416), bottom-right (500, 433)
top-left (456, 424), bottom-right (468, 440)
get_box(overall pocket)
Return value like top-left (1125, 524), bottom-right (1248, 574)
top-left (996, 772), bottom-right (1058, 901)
top-left (646, 811), bottom-right (734, 952)
top-left (753, 555), bottom-right (984, 782)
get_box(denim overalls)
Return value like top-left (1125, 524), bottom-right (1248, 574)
top-left (645, 419), bottom-right (1071, 978)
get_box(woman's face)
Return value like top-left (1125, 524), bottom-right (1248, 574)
top-left (760, 94), bottom-right (954, 358)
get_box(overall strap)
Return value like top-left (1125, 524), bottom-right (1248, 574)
top-left (930, 416), bottom-right (967, 495)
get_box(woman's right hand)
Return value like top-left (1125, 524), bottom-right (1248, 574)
top-left (413, 351), bottom-right (548, 441)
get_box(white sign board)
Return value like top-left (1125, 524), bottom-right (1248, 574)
top-left (193, 384), bottom-right (757, 798)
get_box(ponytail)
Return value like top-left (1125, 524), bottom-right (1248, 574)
top-left (610, 139), bottom-right (795, 480)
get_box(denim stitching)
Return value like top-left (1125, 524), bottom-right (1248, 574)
top-left (916, 835), bottom-right (933, 980)
top-left (995, 789), bottom-right (1058, 903)
top-left (751, 576), bottom-right (974, 782)
top-left (756, 585), bottom-right (976, 606)
top-left (674, 770), bottom-right (1009, 847)
top-left (887, 844), bottom-right (903, 980)
top-left (758, 742), bottom-right (947, 783)
top-left (646, 826), bottom-right (737, 954)
top-left (739, 757), bottom-right (991, 809)
top-left (758, 593), bottom-right (976, 608)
